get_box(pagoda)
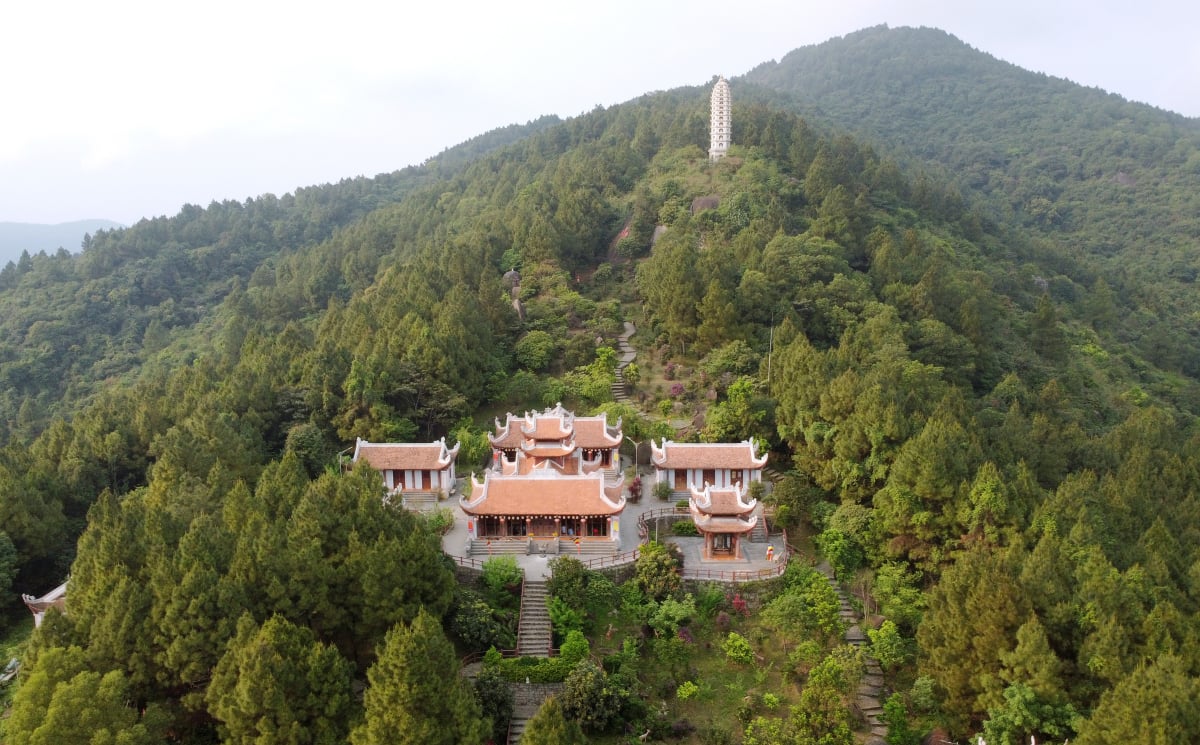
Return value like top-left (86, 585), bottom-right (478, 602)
top-left (709, 76), bottom-right (731, 161)
top-left (689, 482), bottom-right (758, 559)
top-left (459, 404), bottom-right (626, 556)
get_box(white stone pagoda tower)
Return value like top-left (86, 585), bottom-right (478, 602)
top-left (709, 76), bottom-right (731, 161)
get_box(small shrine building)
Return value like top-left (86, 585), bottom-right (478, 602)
top-left (650, 439), bottom-right (768, 493)
top-left (351, 437), bottom-right (460, 497)
top-left (689, 482), bottom-right (758, 559)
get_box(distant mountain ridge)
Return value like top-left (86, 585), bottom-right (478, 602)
top-left (0, 219), bottom-right (124, 265)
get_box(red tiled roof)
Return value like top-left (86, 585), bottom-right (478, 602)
top-left (461, 475), bottom-right (624, 517)
top-left (354, 439), bottom-right (456, 471)
top-left (692, 513), bottom-right (757, 534)
top-left (652, 440), bottom-right (767, 470)
top-left (694, 487), bottom-right (755, 517)
top-left (573, 417), bottom-right (621, 448)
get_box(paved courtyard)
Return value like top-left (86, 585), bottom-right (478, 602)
top-left (440, 460), bottom-right (787, 581)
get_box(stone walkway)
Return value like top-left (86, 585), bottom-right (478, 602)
top-left (818, 562), bottom-right (888, 743)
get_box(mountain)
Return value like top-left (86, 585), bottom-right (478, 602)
top-left (742, 25), bottom-right (1200, 375)
top-left (0, 219), bottom-right (124, 265)
top-left (3, 30), bottom-right (1200, 743)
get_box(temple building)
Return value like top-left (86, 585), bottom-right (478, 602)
top-left (23, 581), bottom-right (67, 628)
top-left (351, 437), bottom-right (460, 504)
top-left (689, 482), bottom-right (758, 559)
top-left (650, 439), bottom-right (768, 493)
top-left (709, 76), bottom-right (731, 161)
top-left (459, 404), bottom-right (626, 556)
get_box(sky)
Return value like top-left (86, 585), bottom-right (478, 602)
top-left (2, 0), bottom-right (1197, 226)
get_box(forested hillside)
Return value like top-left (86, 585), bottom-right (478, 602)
top-left (743, 24), bottom-right (1200, 379)
top-left (2, 31), bottom-right (1199, 744)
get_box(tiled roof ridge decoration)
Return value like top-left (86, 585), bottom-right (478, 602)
top-left (650, 438), bottom-right (769, 469)
top-left (352, 436), bottom-right (460, 470)
top-left (460, 470), bottom-right (626, 516)
top-left (689, 481), bottom-right (757, 516)
top-left (491, 403), bottom-right (622, 449)
top-left (688, 482), bottom-right (758, 534)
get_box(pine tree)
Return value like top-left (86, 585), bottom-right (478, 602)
top-left (351, 609), bottom-right (489, 745)
top-left (521, 696), bottom-right (586, 745)
top-left (206, 614), bottom-right (353, 745)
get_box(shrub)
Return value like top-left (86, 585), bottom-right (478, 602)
top-left (677, 681), bottom-right (700, 700)
top-left (672, 521), bottom-right (699, 536)
top-left (560, 660), bottom-right (624, 733)
top-left (648, 594), bottom-right (697, 637)
top-left (654, 481), bottom-right (674, 501)
top-left (723, 632), bottom-right (754, 665)
top-left (450, 589), bottom-right (515, 652)
top-left (474, 667), bottom-right (514, 743)
top-left (635, 541), bottom-right (682, 601)
top-left (481, 555), bottom-right (523, 607)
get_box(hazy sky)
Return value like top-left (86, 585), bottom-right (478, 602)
top-left (3, 0), bottom-right (1196, 226)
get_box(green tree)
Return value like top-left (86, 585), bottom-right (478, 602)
top-left (559, 660), bottom-right (623, 734)
top-left (351, 609), bottom-right (489, 745)
top-left (515, 330), bottom-right (558, 372)
top-left (1074, 655), bottom-right (1200, 744)
top-left (1030, 294), bottom-right (1066, 362)
top-left (917, 547), bottom-right (1029, 733)
top-left (0, 530), bottom-right (16, 630)
top-left (6, 646), bottom-right (168, 745)
top-left (207, 615), bottom-right (353, 745)
top-left (634, 541), bottom-right (681, 601)
top-left (696, 279), bottom-right (740, 354)
top-left (474, 667), bottom-right (515, 744)
top-left (521, 696), bottom-right (587, 745)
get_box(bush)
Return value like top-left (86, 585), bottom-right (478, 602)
top-left (635, 541), bottom-right (682, 601)
top-left (560, 660), bottom-right (624, 733)
top-left (654, 481), bottom-right (674, 501)
top-left (481, 555), bottom-right (523, 608)
top-left (677, 680), bottom-right (700, 700)
top-left (723, 633), bottom-right (754, 665)
top-left (671, 520), bottom-right (699, 536)
top-left (483, 631), bottom-right (591, 683)
top-left (450, 589), bottom-right (516, 652)
top-left (474, 667), bottom-right (514, 743)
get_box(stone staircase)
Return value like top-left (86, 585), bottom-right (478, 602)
top-left (467, 538), bottom-right (530, 557)
top-left (820, 564), bottom-right (889, 742)
top-left (506, 683), bottom-right (564, 745)
top-left (399, 490), bottom-right (440, 511)
top-left (611, 321), bottom-right (636, 404)
top-left (749, 508), bottom-right (769, 543)
top-left (516, 579), bottom-right (552, 657)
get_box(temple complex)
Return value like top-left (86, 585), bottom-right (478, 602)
top-left (459, 404), bottom-right (626, 557)
top-left (709, 76), bottom-right (731, 161)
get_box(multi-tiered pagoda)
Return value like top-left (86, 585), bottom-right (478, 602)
top-left (709, 76), bottom-right (731, 161)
